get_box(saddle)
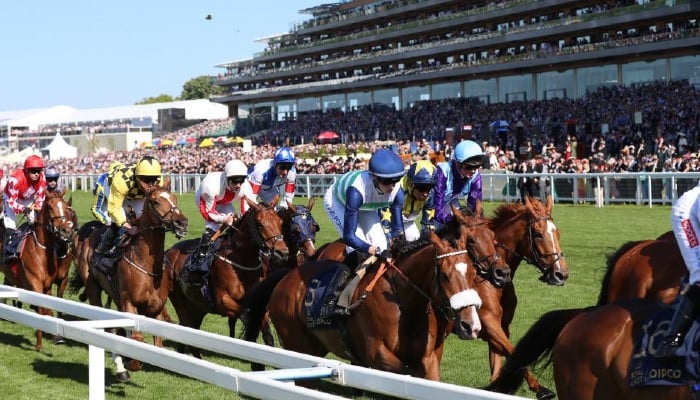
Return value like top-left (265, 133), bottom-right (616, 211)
top-left (4, 225), bottom-right (31, 262)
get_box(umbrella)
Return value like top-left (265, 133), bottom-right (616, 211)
top-left (198, 138), bottom-right (215, 148)
top-left (160, 139), bottom-right (174, 147)
top-left (317, 131), bottom-right (340, 140)
top-left (490, 120), bottom-right (509, 133)
top-left (234, 136), bottom-right (244, 143)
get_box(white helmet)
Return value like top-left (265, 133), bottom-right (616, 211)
top-left (224, 160), bottom-right (248, 177)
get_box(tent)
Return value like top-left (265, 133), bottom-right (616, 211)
top-left (41, 132), bottom-right (78, 160)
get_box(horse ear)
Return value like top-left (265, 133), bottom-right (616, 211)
top-left (286, 200), bottom-right (296, 212)
top-left (452, 202), bottom-right (466, 224)
top-left (524, 195), bottom-right (533, 210)
top-left (428, 230), bottom-right (444, 251)
top-left (545, 195), bottom-right (553, 214)
top-left (307, 196), bottom-right (315, 211)
top-left (161, 177), bottom-right (171, 190)
top-left (271, 193), bottom-right (280, 208)
top-left (67, 193), bottom-right (73, 207)
top-left (245, 196), bottom-right (262, 211)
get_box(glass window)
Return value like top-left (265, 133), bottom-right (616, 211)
top-left (402, 85), bottom-right (429, 109)
top-left (373, 88), bottom-right (400, 110)
top-left (499, 74), bottom-right (533, 103)
top-left (670, 55), bottom-right (699, 81)
top-left (322, 94), bottom-right (345, 112)
top-left (275, 100), bottom-right (296, 122)
top-left (622, 60), bottom-right (668, 86)
top-left (431, 82), bottom-right (461, 100)
top-left (298, 97), bottom-right (320, 112)
top-left (537, 70), bottom-right (573, 100)
top-left (348, 91), bottom-right (372, 111)
top-left (464, 78), bottom-right (497, 104)
top-left (576, 64), bottom-right (618, 97)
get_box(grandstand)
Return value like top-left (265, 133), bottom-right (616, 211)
top-left (210, 0), bottom-right (700, 137)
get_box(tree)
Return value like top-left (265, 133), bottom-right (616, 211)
top-left (180, 75), bottom-right (224, 100)
top-left (136, 94), bottom-right (175, 104)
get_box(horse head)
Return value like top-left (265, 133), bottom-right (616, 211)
top-left (453, 202), bottom-right (511, 287)
top-left (40, 188), bottom-right (77, 243)
top-left (429, 227), bottom-right (482, 340)
top-left (282, 197), bottom-right (319, 260)
top-left (142, 183), bottom-right (189, 239)
top-left (243, 196), bottom-right (289, 269)
top-left (523, 195), bottom-right (568, 286)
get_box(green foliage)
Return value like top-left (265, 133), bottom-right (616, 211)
top-left (0, 193), bottom-right (674, 399)
top-left (180, 75), bottom-right (224, 100)
top-left (135, 94), bottom-right (176, 104)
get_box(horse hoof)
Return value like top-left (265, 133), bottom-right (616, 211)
top-left (115, 371), bottom-right (130, 383)
top-left (536, 387), bottom-right (556, 400)
top-left (124, 359), bottom-right (142, 372)
top-left (251, 362), bottom-right (265, 372)
top-left (52, 336), bottom-right (66, 345)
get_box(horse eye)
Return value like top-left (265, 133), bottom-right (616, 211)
top-left (439, 271), bottom-right (449, 282)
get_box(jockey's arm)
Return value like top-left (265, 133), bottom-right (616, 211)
top-left (389, 189), bottom-right (405, 239)
top-left (342, 186), bottom-right (373, 254)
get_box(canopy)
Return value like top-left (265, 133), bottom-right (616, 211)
top-left (41, 132), bottom-right (78, 160)
top-left (490, 120), bottom-right (509, 132)
top-left (198, 137), bottom-right (215, 148)
top-left (318, 130), bottom-right (339, 140)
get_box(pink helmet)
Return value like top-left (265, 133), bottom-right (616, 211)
top-left (24, 155), bottom-right (46, 170)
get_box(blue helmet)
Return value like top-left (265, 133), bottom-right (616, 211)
top-left (273, 147), bottom-right (295, 164)
top-left (45, 165), bottom-right (60, 179)
top-left (453, 140), bottom-right (484, 167)
top-left (406, 160), bottom-right (437, 185)
top-left (369, 149), bottom-right (405, 178)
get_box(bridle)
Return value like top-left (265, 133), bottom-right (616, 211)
top-left (141, 188), bottom-right (186, 238)
top-left (460, 219), bottom-right (502, 280)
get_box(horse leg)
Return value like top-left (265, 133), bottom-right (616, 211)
top-left (260, 314), bottom-right (275, 347)
top-left (111, 352), bottom-right (130, 383)
top-left (152, 307), bottom-right (172, 348)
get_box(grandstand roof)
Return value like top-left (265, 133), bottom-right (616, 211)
top-left (0, 99), bottom-right (228, 131)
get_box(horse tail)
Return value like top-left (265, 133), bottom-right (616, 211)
top-left (241, 267), bottom-right (292, 343)
top-left (485, 307), bottom-right (590, 395)
top-left (597, 240), bottom-right (645, 305)
top-left (68, 265), bottom-right (84, 297)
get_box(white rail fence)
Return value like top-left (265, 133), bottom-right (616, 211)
top-left (0, 284), bottom-right (525, 400)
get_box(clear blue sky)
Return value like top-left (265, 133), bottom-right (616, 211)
top-left (0, 0), bottom-right (322, 111)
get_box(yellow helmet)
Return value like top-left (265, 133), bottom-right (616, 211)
top-left (135, 156), bottom-right (161, 176)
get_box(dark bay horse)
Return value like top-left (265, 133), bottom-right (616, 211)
top-left (165, 197), bottom-right (288, 357)
top-left (477, 195), bottom-right (568, 399)
top-left (598, 231), bottom-right (683, 305)
top-left (69, 179), bottom-right (188, 381)
top-left (0, 189), bottom-right (77, 350)
top-left (486, 300), bottom-right (691, 400)
top-left (243, 206), bottom-right (483, 380)
top-left (278, 198), bottom-right (319, 268)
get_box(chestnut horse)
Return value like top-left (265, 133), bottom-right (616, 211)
top-left (0, 189), bottom-right (77, 350)
top-left (487, 300), bottom-right (691, 400)
top-left (69, 180), bottom-right (188, 382)
top-left (165, 197), bottom-right (288, 357)
top-left (597, 231), bottom-right (683, 305)
top-left (243, 206), bottom-right (483, 380)
top-left (477, 195), bottom-right (568, 399)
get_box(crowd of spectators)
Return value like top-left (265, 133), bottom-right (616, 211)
top-left (1, 80), bottom-right (698, 182)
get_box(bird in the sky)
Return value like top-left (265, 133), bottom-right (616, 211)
top-left (205, 14), bottom-right (212, 20)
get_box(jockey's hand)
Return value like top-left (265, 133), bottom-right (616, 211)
top-left (120, 223), bottom-right (138, 236)
top-left (223, 213), bottom-right (237, 227)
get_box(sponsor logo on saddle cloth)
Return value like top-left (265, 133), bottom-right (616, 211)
top-left (628, 304), bottom-right (700, 388)
top-left (682, 219), bottom-right (699, 248)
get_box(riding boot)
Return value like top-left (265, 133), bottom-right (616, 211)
top-left (4, 228), bottom-right (16, 259)
top-left (95, 225), bottom-right (118, 255)
top-left (656, 283), bottom-right (700, 357)
top-left (186, 228), bottom-right (215, 283)
top-left (195, 228), bottom-right (215, 260)
top-left (332, 250), bottom-right (371, 315)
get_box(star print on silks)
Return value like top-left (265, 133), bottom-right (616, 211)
top-left (378, 207), bottom-right (392, 234)
top-left (425, 208), bottom-right (435, 222)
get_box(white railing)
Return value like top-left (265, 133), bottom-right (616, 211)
top-left (62, 171), bottom-right (699, 207)
top-left (0, 284), bottom-right (525, 400)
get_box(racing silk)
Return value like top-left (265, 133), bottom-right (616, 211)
top-left (107, 163), bottom-right (161, 227)
top-left (241, 158), bottom-right (295, 211)
top-left (4, 168), bottom-right (46, 215)
top-left (399, 175), bottom-right (436, 232)
top-left (434, 159), bottom-right (482, 224)
top-left (91, 172), bottom-right (110, 225)
top-left (332, 170), bottom-right (404, 253)
top-left (195, 171), bottom-right (242, 224)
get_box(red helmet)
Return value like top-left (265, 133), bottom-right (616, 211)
top-left (24, 155), bottom-right (46, 170)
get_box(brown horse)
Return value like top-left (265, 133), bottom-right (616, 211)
top-left (598, 231), bottom-right (683, 305)
top-left (477, 195), bottom-right (569, 399)
top-left (165, 197), bottom-right (288, 357)
top-left (69, 179), bottom-right (188, 381)
top-left (45, 190), bottom-right (79, 311)
top-left (278, 198), bottom-right (319, 268)
top-left (0, 189), bottom-right (77, 350)
top-left (486, 300), bottom-right (692, 400)
top-left (243, 205), bottom-right (483, 380)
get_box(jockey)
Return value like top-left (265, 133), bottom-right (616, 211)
top-left (93, 156), bottom-right (163, 271)
top-left (434, 140), bottom-right (485, 227)
top-left (45, 165), bottom-right (65, 193)
top-left (657, 184), bottom-right (700, 356)
top-left (401, 160), bottom-right (437, 241)
top-left (91, 171), bottom-right (111, 225)
top-left (185, 160), bottom-right (249, 282)
top-left (3, 155), bottom-right (47, 254)
top-left (239, 146), bottom-right (296, 211)
top-left (324, 148), bottom-right (406, 265)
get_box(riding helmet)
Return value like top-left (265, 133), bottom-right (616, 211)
top-left (135, 156), bottom-right (161, 176)
top-left (24, 155), bottom-right (46, 170)
top-left (369, 149), bottom-right (405, 178)
top-left (453, 140), bottom-right (485, 167)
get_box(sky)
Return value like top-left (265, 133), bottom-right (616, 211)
top-left (0, 0), bottom-right (323, 111)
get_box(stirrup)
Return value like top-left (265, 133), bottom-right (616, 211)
top-left (333, 307), bottom-right (351, 317)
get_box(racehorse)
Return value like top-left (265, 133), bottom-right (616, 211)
top-left (278, 198), bottom-right (319, 268)
top-left (68, 179), bottom-right (188, 381)
top-left (0, 188), bottom-right (77, 350)
top-left (45, 190), bottom-right (79, 307)
top-left (242, 205), bottom-right (483, 380)
top-left (597, 231), bottom-right (683, 305)
top-left (477, 195), bottom-right (568, 399)
top-left (486, 300), bottom-right (692, 400)
top-left (165, 196), bottom-right (289, 357)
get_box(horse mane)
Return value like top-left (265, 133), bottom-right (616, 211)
top-left (597, 240), bottom-right (646, 306)
top-left (489, 202), bottom-right (528, 230)
top-left (393, 224), bottom-right (457, 259)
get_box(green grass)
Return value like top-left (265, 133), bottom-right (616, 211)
top-left (0, 193), bottom-right (672, 399)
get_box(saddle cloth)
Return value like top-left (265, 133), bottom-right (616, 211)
top-left (628, 304), bottom-right (700, 388)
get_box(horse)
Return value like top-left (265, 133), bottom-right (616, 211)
top-left (486, 300), bottom-right (693, 400)
top-left (165, 196), bottom-right (289, 358)
top-left (45, 190), bottom-right (79, 309)
top-left (278, 197), bottom-right (319, 268)
top-left (474, 195), bottom-right (568, 399)
top-left (597, 231), bottom-right (683, 305)
top-left (0, 188), bottom-right (77, 350)
top-left (68, 179), bottom-right (188, 382)
top-left (242, 205), bottom-right (483, 380)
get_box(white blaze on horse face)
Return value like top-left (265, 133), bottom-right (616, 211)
top-left (158, 191), bottom-right (178, 210)
top-left (546, 220), bottom-right (563, 265)
top-left (455, 261), bottom-right (468, 276)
